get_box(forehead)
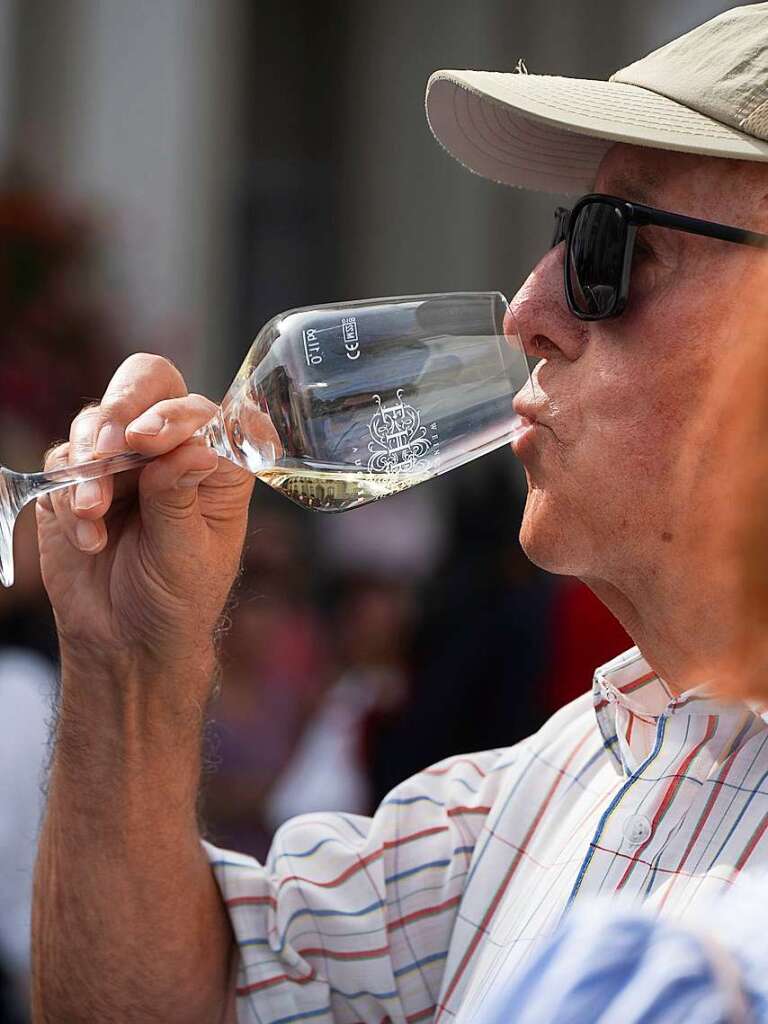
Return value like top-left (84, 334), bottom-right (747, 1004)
top-left (593, 143), bottom-right (765, 225)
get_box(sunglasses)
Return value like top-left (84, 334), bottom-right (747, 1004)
top-left (552, 194), bottom-right (768, 321)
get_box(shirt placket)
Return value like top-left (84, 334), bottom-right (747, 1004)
top-left (567, 708), bottom-right (719, 905)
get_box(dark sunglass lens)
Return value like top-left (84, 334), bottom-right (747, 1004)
top-left (568, 202), bottom-right (626, 317)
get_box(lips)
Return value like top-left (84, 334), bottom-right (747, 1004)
top-left (510, 388), bottom-right (558, 459)
top-left (510, 417), bottom-right (538, 458)
top-left (513, 393), bottom-right (550, 431)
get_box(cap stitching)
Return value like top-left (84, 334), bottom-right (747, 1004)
top-left (505, 78), bottom-right (743, 139)
top-left (472, 92), bottom-right (611, 168)
top-left (449, 86), bottom-right (601, 190)
top-left (456, 86), bottom-right (605, 165)
top-left (427, 92), bottom-right (592, 192)
top-left (490, 100), bottom-right (606, 164)
top-left (742, 99), bottom-right (768, 141)
top-left (456, 87), bottom-right (601, 176)
top-left (733, 61), bottom-right (768, 125)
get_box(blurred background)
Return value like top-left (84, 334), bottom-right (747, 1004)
top-left (0, 0), bottom-right (746, 1018)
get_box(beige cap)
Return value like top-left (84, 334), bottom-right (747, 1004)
top-left (425, 4), bottom-right (768, 195)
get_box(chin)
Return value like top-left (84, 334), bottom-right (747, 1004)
top-left (519, 519), bottom-right (566, 574)
top-left (518, 490), bottom-right (588, 577)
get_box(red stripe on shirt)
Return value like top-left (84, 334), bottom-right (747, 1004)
top-left (387, 895), bottom-right (462, 933)
top-left (425, 758), bottom-right (488, 779)
top-left (298, 944), bottom-right (390, 962)
top-left (446, 806), bottom-right (491, 818)
top-left (618, 670), bottom-right (658, 695)
top-left (407, 1006), bottom-right (436, 1023)
top-left (733, 810), bottom-right (768, 876)
top-left (227, 894), bottom-right (277, 910)
top-left (236, 966), bottom-right (316, 996)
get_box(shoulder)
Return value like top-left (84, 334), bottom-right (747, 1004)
top-left (265, 691), bottom-right (602, 873)
top-left (387, 690), bottom-right (601, 820)
top-left (528, 688), bottom-right (597, 748)
top-left (391, 690), bottom-right (602, 837)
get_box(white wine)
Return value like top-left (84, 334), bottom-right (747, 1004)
top-left (255, 465), bottom-right (430, 512)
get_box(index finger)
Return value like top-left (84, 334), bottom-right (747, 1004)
top-left (88, 352), bottom-right (188, 457)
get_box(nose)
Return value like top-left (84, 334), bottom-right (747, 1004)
top-left (504, 244), bottom-right (588, 363)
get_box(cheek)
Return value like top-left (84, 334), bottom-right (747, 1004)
top-left (574, 316), bottom-right (718, 482)
top-left (563, 360), bottom-right (673, 483)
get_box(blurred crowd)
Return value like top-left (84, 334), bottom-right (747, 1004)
top-left (0, 176), bottom-right (630, 1023)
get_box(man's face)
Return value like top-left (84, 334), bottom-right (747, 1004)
top-left (508, 143), bottom-right (768, 589)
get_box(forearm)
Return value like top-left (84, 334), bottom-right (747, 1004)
top-left (32, 650), bottom-right (234, 1024)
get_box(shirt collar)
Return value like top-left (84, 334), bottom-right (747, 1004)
top-left (593, 646), bottom-right (768, 773)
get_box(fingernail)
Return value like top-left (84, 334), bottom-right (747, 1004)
top-left (177, 469), bottom-right (213, 488)
top-left (75, 520), bottom-right (101, 552)
top-left (74, 480), bottom-right (102, 510)
top-left (95, 422), bottom-right (126, 454)
top-left (127, 412), bottom-right (165, 437)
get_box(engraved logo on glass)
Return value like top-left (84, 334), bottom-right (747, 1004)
top-left (367, 389), bottom-right (433, 474)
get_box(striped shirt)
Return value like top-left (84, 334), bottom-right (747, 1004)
top-left (205, 646), bottom-right (768, 1024)
top-left (479, 877), bottom-right (768, 1023)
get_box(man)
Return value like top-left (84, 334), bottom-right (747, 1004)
top-left (31, 6), bottom-right (768, 1023)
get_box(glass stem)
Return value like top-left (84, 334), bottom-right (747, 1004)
top-left (24, 450), bottom-right (155, 503)
top-left (21, 414), bottom-right (224, 505)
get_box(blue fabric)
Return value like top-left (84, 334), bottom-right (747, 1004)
top-left (479, 880), bottom-right (768, 1024)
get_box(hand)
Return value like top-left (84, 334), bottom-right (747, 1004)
top-left (37, 353), bottom-right (255, 676)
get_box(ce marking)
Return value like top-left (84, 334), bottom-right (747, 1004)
top-left (341, 316), bottom-right (360, 360)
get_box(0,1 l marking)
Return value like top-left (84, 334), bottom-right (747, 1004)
top-left (302, 328), bottom-right (323, 366)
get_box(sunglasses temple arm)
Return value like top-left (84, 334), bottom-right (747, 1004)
top-left (551, 207), bottom-right (571, 248)
top-left (630, 205), bottom-right (768, 250)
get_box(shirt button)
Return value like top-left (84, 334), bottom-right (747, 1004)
top-left (623, 814), bottom-right (652, 846)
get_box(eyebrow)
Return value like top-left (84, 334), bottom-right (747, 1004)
top-left (595, 174), bottom-right (663, 207)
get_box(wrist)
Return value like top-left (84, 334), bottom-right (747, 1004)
top-left (57, 616), bottom-right (219, 674)
top-left (59, 636), bottom-right (218, 696)
top-left (56, 644), bottom-right (218, 763)
top-left (51, 656), bottom-right (216, 828)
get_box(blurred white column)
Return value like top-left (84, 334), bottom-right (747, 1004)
top-left (0, 0), bottom-right (17, 164)
top-left (338, 1), bottom-right (501, 297)
top-left (12, 0), bottom-right (244, 386)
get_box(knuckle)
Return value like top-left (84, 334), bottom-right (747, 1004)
top-left (50, 497), bottom-right (75, 529)
top-left (182, 395), bottom-right (215, 419)
top-left (158, 353), bottom-right (180, 375)
top-left (125, 351), bottom-right (180, 379)
top-left (104, 354), bottom-right (141, 395)
top-left (104, 353), bottom-right (187, 418)
top-left (159, 392), bottom-right (209, 421)
top-left (121, 351), bottom-right (155, 370)
top-left (43, 441), bottom-right (69, 470)
top-left (188, 392), bottom-right (217, 413)
top-left (98, 396), bottom-right (131, 422)
top-left (70, 403), bottom-right (103, 436)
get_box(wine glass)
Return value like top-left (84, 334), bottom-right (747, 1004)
top-left (0, 291), bottom-right (530, 587)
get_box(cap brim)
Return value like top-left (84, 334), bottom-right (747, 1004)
top-left (426, 70), bottom-right (768, 195)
